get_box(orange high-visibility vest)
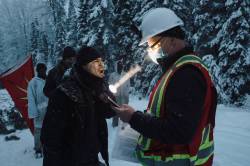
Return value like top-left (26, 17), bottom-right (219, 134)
top-left (136, 55), bottom-right (216, 166)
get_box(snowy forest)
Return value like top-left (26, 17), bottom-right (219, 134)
top-left (0, 0), bottom-right (249, 106)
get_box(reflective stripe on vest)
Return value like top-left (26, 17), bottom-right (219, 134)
top-left (136, 55), bottom-right (214, 165)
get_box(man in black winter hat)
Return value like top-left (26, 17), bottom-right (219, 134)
top-left (43, 46), bottom-right (76, 98)
top-left (41, 46), bottom-right (116, 166)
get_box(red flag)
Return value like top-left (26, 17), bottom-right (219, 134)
top-left (0, 55), bottom-right (34, 134)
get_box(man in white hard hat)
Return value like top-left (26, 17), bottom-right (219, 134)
top-left (113, 8), bottom-right (217, 166)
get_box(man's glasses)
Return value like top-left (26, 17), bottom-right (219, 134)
top-left (148, 37), bottom-right (163, 50)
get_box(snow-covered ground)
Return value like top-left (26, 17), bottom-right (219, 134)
top-left (0, 89), bottom-right (14, 111)
top-left (0, 94), bottom-right (250, 166)
top-left (213, 105), bottom-right (250, 166)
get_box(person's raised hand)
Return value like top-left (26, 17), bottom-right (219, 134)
top-left (112, 104), bottom-right (135, 123)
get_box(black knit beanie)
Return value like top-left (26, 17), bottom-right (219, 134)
top-left (76, 46), bottom-right (102, 66)
top-left (62, 46), bottom-right (76, 59)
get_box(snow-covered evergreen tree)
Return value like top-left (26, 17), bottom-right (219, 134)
top-left (0, 31), bottom-right (4, 57)
top-left (202, 54), bottom-right (221, 101)
top-left (112, 1), bottom-right (138, 66)
top-left (193, 0), bottom-right (250, 105)
top-left (215, 0), bottom-right (250, 105)
top-left (84, 1), bottom-right (105, 47)
top-left (55, 22), bottom-right (66, 57)
top-left (0, 0), bottom-right (38, 69)
top-left (77, 0), bottom-right (88, 47)
top-left (192, 0), bottom-right (225, 56)
top-left (165, 0), bottom-right (195, 40)
top-left (30, 18), bottom-right (40, 64)
top-left (66, 0), bottom-right (77, 47)
top-left (47, 0), bottom-right (66, 62)
top-left (192, 0), bottom-right (225, 103)
top-left (100, 0), bottom-right (116, 74)
top-left (111, 1), bottom-right (142, 94)
top-left (0, 30), bottom-right (5, 72)
top-left (0, 0), bottom-right (249, 106)
top-left (40, 31), bottom-right (49, 63)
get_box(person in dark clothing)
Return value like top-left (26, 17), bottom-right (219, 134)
top-left (113, 8), bottom-right (217, 166)
top-left (43, 46), bottom-right (76, 98)
top-left (41, 46), bottom-right (116, 166)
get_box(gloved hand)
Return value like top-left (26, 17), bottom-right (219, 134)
top-left (112, 104), bottom-right (135, 123)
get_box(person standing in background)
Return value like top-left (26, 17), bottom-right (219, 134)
top-left (27, 63), bottom-right (48, 158)
top-left (108, 60), bottom-right (130, 128)
top-left (43, 46), bottom-right (76, 98)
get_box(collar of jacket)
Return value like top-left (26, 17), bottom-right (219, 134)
top-left (59, 66), bottom-right (106, 104)
top-left (59, 77), bottom-right (86, 103)
top-left (158, 45), bottom-right (195, 72)
top-left (34, 76), bottom-right (46, 81)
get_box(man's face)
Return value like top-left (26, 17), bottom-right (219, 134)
top-left (82, 58), bottom-right (105, 78)
top-left (146, 36), bottom-right (174, 64)
top-left (146, 36), bottom-right (164, 64)
top-left (64, 57), bottom-right (76, 68)
top-left (147, 36), bottom-right (162, 52)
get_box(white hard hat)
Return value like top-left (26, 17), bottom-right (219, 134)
top-left (139, 8), bottom-right (184, 46)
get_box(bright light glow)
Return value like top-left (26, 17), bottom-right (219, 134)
top-left (147, 48), bottom-right (159, 64)
top-left (109, 84), bottom-right (117, 94)
top-left (109, 64), bottom-right (142, 94)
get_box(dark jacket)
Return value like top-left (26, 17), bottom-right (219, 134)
top-left (41, 65), bottom-right (116, 166)
top-left (43, 61), bottom-right (68, 98)
top-left (129, 47), bottom-right (217, 144)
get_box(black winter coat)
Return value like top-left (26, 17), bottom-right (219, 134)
top-left (43, 61), bottom-right (68, 98)
top-left (41, 66), bottom-right (116, 166)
